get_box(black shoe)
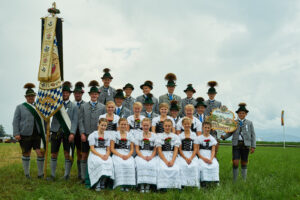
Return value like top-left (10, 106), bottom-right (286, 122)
top-left (47, 176), bottom-right (55, 181)
top-left (25, 175), bottom-right (31, 180)
top-left (62, 175), bottom-right (70, 180)
top-left (37, 174), bottom-right (44, 179)
top-left (80, 179), bottom-right (85, 184)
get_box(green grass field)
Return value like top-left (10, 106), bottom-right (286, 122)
top-left (0, 143), bottom-right (299, 200)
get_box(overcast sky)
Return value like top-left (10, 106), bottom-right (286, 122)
top-left (1, 0), bottom-right (299, 141)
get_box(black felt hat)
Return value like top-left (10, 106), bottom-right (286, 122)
top-left (140, 80), bottom-right (153, 90)
top-left (74, 81), bottom-right (84, 93)
top-left (123, 83), bottom-right (134, 91)
top-left (184, 84), bottom-right (196, 93)
top-left (165, 73), bottom-right (177, 87)
top-left (24, 83), bottom-right (36, 96)
top-left (101, 68), bottom-right (113, 79)
top-left (88, 80), bottom-right (100, 93)
top-left (170, 100), bottom-right (180, 111)
top-left (236, 103), bottom-right (249, 113)
top-left (143, 93), bottom-right (154, 104)
top-left (114, 89), bottom-right (125, 99)
top-left (62, 81), bottom-right (72, 93)
top-left (195, 97), bottom-right (207, 108)
top-left (207, 81), bottom-right (218, 94)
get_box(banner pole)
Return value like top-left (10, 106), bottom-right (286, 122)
top-left (44, 120), bottom-right (50, 178)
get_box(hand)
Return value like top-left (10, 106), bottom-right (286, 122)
top-left (15, 135), bottom-right (21, 141)
top-left (68, 134), bottom-right (74, 143)
top-left (122, 155), bottom-right (129, 160)
top-left (221, 135), bottom-right (225, 140)
top-left (207, 159), bottom-right (213, 164)
top-left (81, 134), bottom-right (86, 142)
top-left (186, 158), bottom-right (192, 165)
top-left (250, 147), bottom-right (255, 154)
top-left (102, 154), bottom-right (108, 160)
top-left (147, 156), bottom-right (153, 161)
top-left (203, 158), bottom-right (210, 163)
top-left (168, 161), bottom-right (174, 167)
top-left (142, 156), bottom-right (148, 161)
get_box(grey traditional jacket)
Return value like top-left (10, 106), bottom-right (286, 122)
top-left (223, 119), bottom-right (256, 148)
top-left (204, 99), bottom-right (222, 116)
top-left (194, 113), bottom-right (207, 123)
top-left (114, 106), bottom-right (131, 119)
top-left (98, 86), bottom-right (116, 105)
top-left (141, 111), bottom-right (159, 121)
top-left (159, 93), bottom-right (182, 113)
top-left (74, 100), bottom-right (86, 134)
top-left (50, 101), bottom-right (78, 134)
top-left (79, 102), bottom-right (106, 135)
top-left (13, 103), bottom-right (42, 136)
top-left (136, 95), bottom-right (159, 114)
top-left (122, 96), bottom-right (135, 114)
top-left (180, 97), bottom-right (197, 116)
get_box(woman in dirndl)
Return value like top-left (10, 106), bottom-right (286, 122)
top-left (156, 119), bottom-right (181, 190)
top-left (110, 118), bottom-right (136, 191)
top-left (177, 117), bottom-right (200, 188)
top-left (134, 118), bottom-right (158, 193)
top-left (197, 122), bottom-right (219, 187)
top-left (87, 118), bottom-right (114, 191)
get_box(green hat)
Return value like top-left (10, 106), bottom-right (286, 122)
top-left (101, 68), bottom-right (113, 79)
top-left (184, 84), bottom-right (196, 93)
top-left (140, 80), bottom-right (153, 90)
top-left (170, 100), bottom-right (180, 111)
top-left (88, 80), bottom-right (100, 93)
top-left (236, 103), bottom-right (249, 113)
top-left (195, 97), bottom-right (207, 108)
top-left (123, 83), bottom-right (134, 91)
top-left (24, 83), bottom-right (36, 96)
top-left (74, 81), bottom-right (84, 93)
top-left (207, 81), bottom-right (218, 94)
top-left (144, 94), bottom-right (154, 104)
top-left (165, 73), bottom-right (177, 87)
top-left (62, 81), bottom-right (72, 93)
top-left (114, 89), bottom-right (125, 99)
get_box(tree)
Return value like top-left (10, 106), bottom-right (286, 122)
top-left (0, 125), bottom-right (6, 137)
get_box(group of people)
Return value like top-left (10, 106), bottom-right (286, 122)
top-left (12, 68), bottom-right (256, 192)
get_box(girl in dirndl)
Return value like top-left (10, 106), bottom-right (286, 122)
top-left (156, 119), bottom-right (181, 190)
top-left (127, 102), bottom-right (145, 138)
top-left (177, 117), bottom-right (200, 188)
top-left (152, 103), bottom-right (176, 134)
top-left (99, 101), bottom-right (120, 136)
top-left (87, 118), bottom-right (114, 191)
top-left (176, 104), bottom-right (202, 135)
top-left (110, 118), bottom-right (136, 191)
top-left (134, 118), bottom-right (158, 193)
top-left (197, 122), bottom-right (219, 187)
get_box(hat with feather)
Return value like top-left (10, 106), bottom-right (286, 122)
top-left (184, 84), bottom-right (196, 93)
top-left (236, 103), bottom-right (249, 113)
top-left (170, 100), bottom-right (180, 111)
top-left (165, 73), bottom-right (177, 87)
top-left (143, 93), bottom-right (154, 105)
top-left (88, 80), bottom-right (100, 93)
top-left (101, 68), bottom-right (113, 79)
top-left (24, 83), bottom-right (36, 96)
top-left (140, 80), bottom-right (153, 90)
top-left (195, 97), bottom-right (207, 108)
top-left (62, 81), bottom-right (72, 93)
top-left (74, 81), bottom-right (85, 93)
top-left (207, 81), bottom-right (218, 94)
top-left (114, 89), bottom-right (125, 99)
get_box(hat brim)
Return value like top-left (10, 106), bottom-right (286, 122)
top-left (184, 89), bottom-right (196, 93)
top-left (140, 84), bottom-right (153, 90)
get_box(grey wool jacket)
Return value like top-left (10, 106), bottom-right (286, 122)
top-left (13, 103), bottom-right (42, 137)
top-left (141, 111), bottom-right (159, 121)
top-left (79, 102), bottom-right (106, 135)
top-left (159, 93), bottom-right (182, 113)
top-left (204, 99), bottom-right (222, 116)
top-left (122, 96), bottom-right (135, 114)
top-left (223, 119), bottom-right (256, 148)
top-left (50, 101), bottom-right (78, 134)
top-left (114, 106), bottom-right (131, 119)
top-left (98, 86), bottom-right (116, 105)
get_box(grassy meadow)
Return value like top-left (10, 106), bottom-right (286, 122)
top-left (0, 143), bottom-right (299, 200)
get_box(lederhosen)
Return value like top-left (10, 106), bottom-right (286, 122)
top-left (155, 121), bottom-right (164, 133)
top-left (75, 102), bottom-right (84, 151)
top-left (51, 127), bottom-right (71, 154)
top-left (181, 138), bottom-right (194, 151)
top-left (20, 121), bottom-right (41, 154)
top-left (232, 122), bottom-right (250, 162)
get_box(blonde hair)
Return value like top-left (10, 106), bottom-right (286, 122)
top-left (142, 118), bottom-right (151, 124)
top-left (182, 117), bottom-right (192, 125)
top-left (184, 104), bottom-right (195, 111)
top-left (98, 118), bottom-right (108, 124)
top-left (163, 118), bottom-right (173, 125)
top-left (159, 103), bottom-right (169, 110)
top-left (133, 102), bottom-right (143, 109)
top-left (106, 101), bottom-right (115, 107)
top-left (118, 118), bottom-right (128, 125)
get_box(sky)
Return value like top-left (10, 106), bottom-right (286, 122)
top-left (0, 0), bottom-right (300, 141)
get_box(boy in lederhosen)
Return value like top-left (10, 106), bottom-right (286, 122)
top-left (79, 80), bottom-right (106, 183)
top-left (122, 83), bottom-right (135, 114)
top-left (180, 84), bottom-right (197, 117)
top-left (50, 81), bottom-right (78, 180)
top-left (221, 103), bottom-right (256, 182)
top-left (136, 80), bottom-right (159, 114)
top-left (98, 68), bottom-right (116, 105)
top-left (13, 83), bottom-right (45, 179)
top-left (73, 81), bottom-right (86, 179)
top-left (158, 73), bottom-right (181, 113)
top-left (204, 81), bottom-right (222, 116)
top-left (141, 93), bottom-right (159, 121)
top-left (114, 89), bottom-right (131, 119)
